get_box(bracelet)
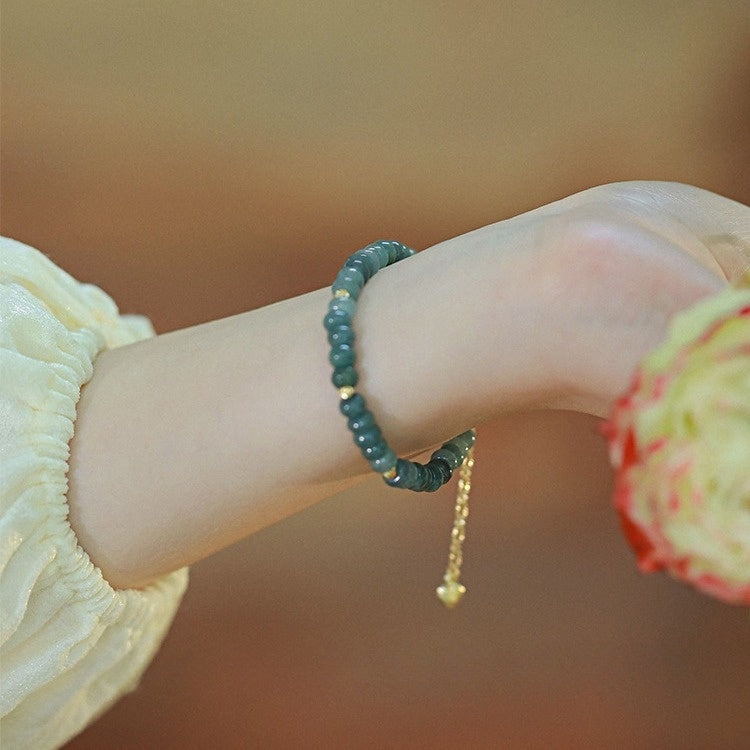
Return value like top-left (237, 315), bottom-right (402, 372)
top-left (324, 240), bottom-right (477, 607)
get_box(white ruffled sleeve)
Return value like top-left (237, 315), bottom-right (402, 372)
top-left (0, 237), bottom-right (188, 750)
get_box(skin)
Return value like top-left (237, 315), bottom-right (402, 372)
top-left (64, 181), bottom-right (750, 589)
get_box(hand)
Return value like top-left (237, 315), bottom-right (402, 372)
top-left (533, 181), bottom-right (750, 417)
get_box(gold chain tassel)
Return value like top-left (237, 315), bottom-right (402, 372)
top-left (436, 446), bottom-right (475, 608)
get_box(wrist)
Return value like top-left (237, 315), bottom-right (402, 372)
top-left (377, 215), bottom-right (571, 429)
top-left (537, 198), bottom-right (727, 418)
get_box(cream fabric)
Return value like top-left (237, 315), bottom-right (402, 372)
top-left (0, 237), bottom-right (188, 749)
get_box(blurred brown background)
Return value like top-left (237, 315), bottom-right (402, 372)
top-left (2, 2), bottom-right (750, 748)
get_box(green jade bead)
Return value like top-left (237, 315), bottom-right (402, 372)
top-left (430, 458), bottom-right (453, 484)
top-left (384, 458), bottom-right (419, 489)
top-left (431, 446), bottom-right (462, 470)
top-left (332, 268), bottom-right (365, 299)
top-left (423, 469), bottom-right (443, 493)
top-left (360, 248), bottom-right (385, 273)
top-left (456, 429), bottom-right (477, 447)
top-left (369, 450), bottom-right (398, 473)
top-left (329, 344), bottom-right (355, 368)
top-left (324, 307), bottom-right (351, 331)
top-left (339, 393), bottom-right (367, 418)
top-left (367, 244), bottom-right (390, 267)
top-left (362, 440), bottom-right (390, 460)
top-left (328, 325), bottom-right (355, 347)
top-left (353, 425), bottom-right (382, 449)
top-left (345, 257), bottom-right (374, 282)
top-left (331, 366), bottom-right (358, 388)
top-left (391, 243), bottom-right (415, 262)
top-left (328, 296), bottom-right (357, 318)
top-left (348, 412), bottom-right (375, 432)
top-left (381, 242), bottom-right (400, 263)
top-left (413, 463), bottom-right (431, 491)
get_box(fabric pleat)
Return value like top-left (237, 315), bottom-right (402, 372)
top-left (0, 237), bottom-right (188, 749)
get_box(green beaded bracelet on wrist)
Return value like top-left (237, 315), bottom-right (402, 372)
top-left (324, 240), bottom-right (477, 607)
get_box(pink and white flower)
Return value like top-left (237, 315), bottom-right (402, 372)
top-left (604, 283), bottom-right (750, 605)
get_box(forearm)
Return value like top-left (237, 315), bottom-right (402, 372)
top-left (66, 216), bottom-right (557, 588)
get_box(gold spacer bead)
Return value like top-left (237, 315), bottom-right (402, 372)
top-left (339, 386), bottom-right (355, 400)
top-left (382, 467), bottom-right (398, 480)
top-left (334, 289), bottom-right (351, 298)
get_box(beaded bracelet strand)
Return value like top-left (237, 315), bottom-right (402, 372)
top-left (324, 240), bottom-right (477, 607)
